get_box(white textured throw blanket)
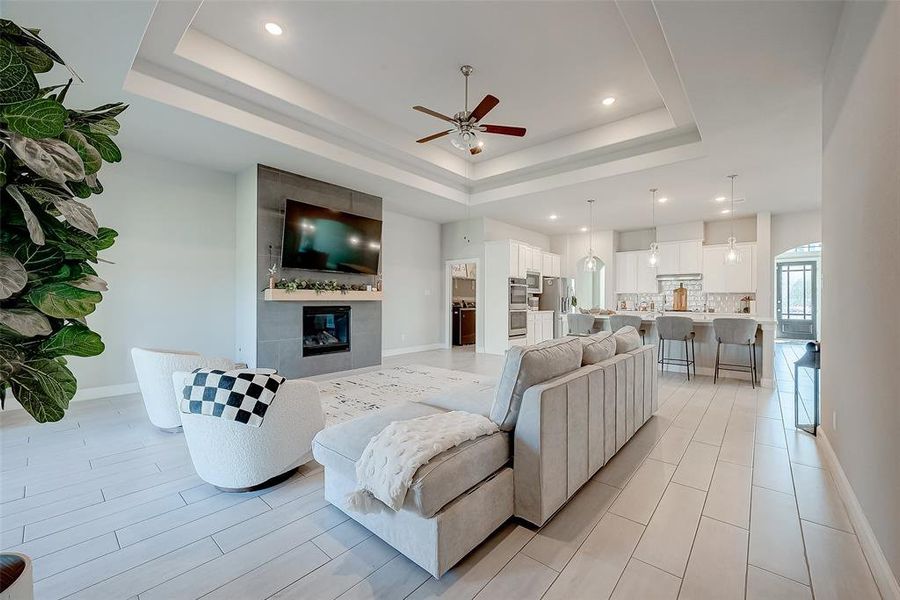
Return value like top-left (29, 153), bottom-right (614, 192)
top-left (348, 411), bottom-right (499, 512)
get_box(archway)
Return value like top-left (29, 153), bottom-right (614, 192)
top-left (575, 256), bottom-right (606, 309)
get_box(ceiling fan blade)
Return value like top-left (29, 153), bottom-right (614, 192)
top-left (481, 124), bottom-right (526, 137)
top-left (416, 130), bottom-right (453, 143)
top-left (413, 105), bottom-right (455, 123)
top-left (470, 95), bottom-right (499, 122)
top-left (470, 146), bottom-right (483, 155)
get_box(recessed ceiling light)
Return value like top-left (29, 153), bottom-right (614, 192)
top-left (580, 226), bottom-right (589, 232)
top-left (721, 208), bottom-right (731, 214)
top-left (602, 97), bottom-right (616, 106)
top-left (657, 197), bottom-right (668, 203)
top-left (549, 214), bottom-right (558, 220)
top-left (265, 22), bottom-right (283, 36)
top-left (715, 196), bottom-right (727, 202)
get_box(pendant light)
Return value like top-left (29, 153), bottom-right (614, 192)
top-left (584, 199), bottom-right (600, 272)
top-left (724, 174), bottom-right (742, 265)
top-left (648, 188), bottom-right (659, 267)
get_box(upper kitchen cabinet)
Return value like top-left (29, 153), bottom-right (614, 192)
top-left (702, 244), bottom-right (755, 292)
top-left (657, 240), bottom-right (703, 275)
top-left (541, 252), bottom-right (561, 277)
top-left (517, 243), bottom-right (528, 278)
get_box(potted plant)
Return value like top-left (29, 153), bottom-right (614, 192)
top-left (0, 19), bottom-right (126, 423)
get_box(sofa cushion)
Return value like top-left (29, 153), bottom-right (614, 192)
top-left (614, 325), bottom-right (642, 354)
top-left (489, 337), bottom-right (583, 431)
top-left (312, 402), bottom-right (511, 518)
top-left (420, 382), bottom-right (496, 417)
top-left (580, 331), bottom-right (617, 365)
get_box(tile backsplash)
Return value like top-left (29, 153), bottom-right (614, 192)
top-left (616, 278), bottom-right (754, 313)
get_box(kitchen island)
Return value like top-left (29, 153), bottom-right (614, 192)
top-left (592, 311), bottom-right (776, 387)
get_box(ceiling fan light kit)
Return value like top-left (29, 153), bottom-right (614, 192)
top-left (413, 65), bottom-right (526, 155)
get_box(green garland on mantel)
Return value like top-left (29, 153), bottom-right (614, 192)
top-left (270, 278), bottom-right (370, 295)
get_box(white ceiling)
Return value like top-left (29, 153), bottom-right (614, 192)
top-left (3, 0), bottom-right (842, 233)
top-left (189, 1), bottom-right (665, 160)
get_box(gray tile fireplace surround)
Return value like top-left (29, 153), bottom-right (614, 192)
top-left (256, 165), bottom-right (383, 378)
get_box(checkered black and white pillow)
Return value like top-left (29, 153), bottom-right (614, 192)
top-left (180, 368), bottom-right (285, 427)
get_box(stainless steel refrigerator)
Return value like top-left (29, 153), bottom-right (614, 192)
top-left (539, 277), bottom-right (574, 338)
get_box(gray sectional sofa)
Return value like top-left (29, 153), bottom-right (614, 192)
top-left (312, 326), bottom-right (657, 578)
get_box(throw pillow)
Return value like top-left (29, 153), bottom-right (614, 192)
top-left (581, 331), bottom-right (617, 365)
top-left (614, 325), bottom-right (643, 354)
top-left (490, 337), bottom-right (583, 431)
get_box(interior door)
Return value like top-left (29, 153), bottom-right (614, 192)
top-left (776, 261), bottom-right (817, 339)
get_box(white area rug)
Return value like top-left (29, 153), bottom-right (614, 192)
top-left (317, 364), bottom-right (495, 426)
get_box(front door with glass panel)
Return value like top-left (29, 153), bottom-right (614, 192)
top-left (776, 261), bottom-right (817, 339)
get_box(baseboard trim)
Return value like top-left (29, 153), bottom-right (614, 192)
top-left (3, 382), bottom-right (140, 412)
top-left (382, 343), bottom-right (445, 357)
top-left (819, 431), bottom-right (900, 600)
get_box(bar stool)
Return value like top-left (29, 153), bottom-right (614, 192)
top-left (567, 313), bottom-right (596, 335)
top-left (609, 314), bottom-right (647, 344)
top-left (713, 318), bottom-right (759, 388)
top-left (656, 316), bottom-right (696, 380)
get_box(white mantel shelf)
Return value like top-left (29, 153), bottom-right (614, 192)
top-left (263, 289), bottom-right (383, 302)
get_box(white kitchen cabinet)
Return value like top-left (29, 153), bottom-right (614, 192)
top-left (540, 252), bottom-right (561, 277)
top-left (657, 240), bottom-right (702, 274)
top-left (526, 312), bottom-right (536, 345)
top-left (541, 312), bottom-right (554, 341)
top-left (658, 243), bottom-right (680, 274)
top-left (615, 251), bottom-right (638, 293)
top-left (527, 311), bottom-right (554, 344)
top-left (517, 244), bottom-right (528, 278)
top-left (678, 240), bottom-right (703, 273)
top-left (702, 244), bottom-right (755, 292)
top-left (528, 247), bottom-right (542, 273)
top-left (635, 251), bottom-right (658, 293)
top-left (508, 242), bottom-right (520, 278)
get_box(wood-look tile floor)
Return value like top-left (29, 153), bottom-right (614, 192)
top-left (0, 344), bottom-right (883, 599)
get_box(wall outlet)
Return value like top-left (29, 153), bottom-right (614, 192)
top-left (832, 410), bottom-right (837, 431)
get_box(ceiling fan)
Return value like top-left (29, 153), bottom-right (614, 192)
top-left (413, 65), bottom-right (526, 156)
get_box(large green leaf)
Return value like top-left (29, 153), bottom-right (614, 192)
top-left (88, 118), bottom-right (120, 136)
top-left (70, 274), bottom-right (107, 291)
top-left (21, 185), bottom-right (98, 236)
top-left (79, 130), bottom-right (121, 163)
top-left (0, 20), bottom-right (64, 66)
top-left (10, 358), bottom-right (76, 422)
top-left (0, 253), bottom-right (27, 299)
top-left (12, 243), bottom-right (63, 274)
top-left (0, 307), bottom-right (52, 337)
top-left (5, 185), bottom-right (45, 245)
top-left (17, 45), bottom-right (53, 73)
top-left (2, 98), bottom-right (66, 138)
top-left (59, 129), bottom-right (101, 174)
top-left (27, 282), bottom-right (101, 318)
top-left (39, 323), bottom-right (104, 357)
top-left (0, 39), bottom-right (38, 105)
top-left (68, 102), bottom-right (127, 124)
top-left (6, 132), bottom-right (84, 184)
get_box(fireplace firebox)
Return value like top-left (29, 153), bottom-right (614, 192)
top-left (302, 306), bottom-right (350, 356)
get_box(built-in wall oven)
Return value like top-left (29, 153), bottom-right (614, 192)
top-left (508, 278), bottom-right (528, 338)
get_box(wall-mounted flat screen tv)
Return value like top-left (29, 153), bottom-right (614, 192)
top-left (280, 199), bottom-right (382, 275)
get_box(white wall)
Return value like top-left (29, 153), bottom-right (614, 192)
top-left (234, 166), bottom-right (257, 366)
top-left (70, 150), bottom-right (238, 392)
top-left (483, 218), bottom-right (550, 249)
top-left (381, 210), bottom-right (443, 352)
top-left (821, 0), bottom-right (900, 590)
top-left (703, 216), bottom-right (757, 244)
top-left (772, 209), bottom-right (822, 256)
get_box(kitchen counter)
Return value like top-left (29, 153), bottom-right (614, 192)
top-left (594, 311), bottom-right (776, 326)
top-left (589, 311), bottom-right (776, 387)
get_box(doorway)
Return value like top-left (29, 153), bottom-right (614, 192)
top-left (445, 259), bottom-right (479, 352)
top-left (775, 243), bottom-right (821, 340)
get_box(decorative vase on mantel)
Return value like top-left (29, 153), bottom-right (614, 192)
top-left (268, 264), bottom-right (278, 290)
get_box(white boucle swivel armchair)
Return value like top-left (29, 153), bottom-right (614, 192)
top-left (171, 373), bottom-right (325, 491)
top-left (130, 348), bottom-right (243, 431)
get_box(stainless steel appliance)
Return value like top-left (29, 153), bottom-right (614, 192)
top-left (525, 271), bottom-right (542, 294)
top-left (508, 309), bottom-right (527, 338)
top-left (539, 276), bottom-right (575, 337)
top-left (508, 277), bottom-right (527, 309)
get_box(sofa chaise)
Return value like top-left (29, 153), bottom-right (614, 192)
top-left (312, 327), bottom-right (657, 578)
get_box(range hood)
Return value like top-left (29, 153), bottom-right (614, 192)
top-left (656, 273), bottom-right (703, 281)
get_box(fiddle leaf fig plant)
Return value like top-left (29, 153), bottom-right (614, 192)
top-left (0, 19), bottom-right (126, 422)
